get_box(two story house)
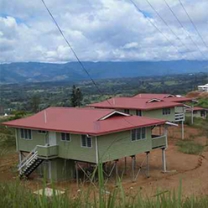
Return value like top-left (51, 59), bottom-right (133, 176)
top-left (89, 96), bottom-right (187, 139)
top-left (3, 107), bottom-right (170, 182)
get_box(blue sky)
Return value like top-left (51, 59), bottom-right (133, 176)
top-left (0, 0), bottom-right (208, 63)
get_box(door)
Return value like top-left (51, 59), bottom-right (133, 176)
top-left (48, 132), bottom-right (57, 145)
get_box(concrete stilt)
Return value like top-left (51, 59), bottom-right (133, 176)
top-left (124, 157), bottom-right (127, 175)
top-left (181, 120), bottom-right (184, 140)
top-left (115, 160), bottom-right (118, 181)
top-left (18, 151), bottom-right (22, 164)
top-left (131, 155), bottom-right (135, 182)
top-left (146, 151), bottom-right (150, 178)
top-left (75, 161), bottom-right (79, 187)
top-left (162, 148), bottom-right (167, 172)
top-left (191, 105), bottom-right (194, 124)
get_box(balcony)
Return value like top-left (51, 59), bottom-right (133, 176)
top-left (152, 135), bottom-right (166, 149)
top-left (175, 112), bottom-right (184, 122)
top-left (37, 145), bottom-right (58, 158)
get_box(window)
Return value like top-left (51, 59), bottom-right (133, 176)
top-left (124, 109), bottom-right (130, 114)
top-left (162, 108), bottom-right (171, 115)
top-left (131, 128), bottom-right (146, 141)
top-left (81, 135), bottom-right (92, 148)
top-left (20, 129), bottom-right (32, 140)
top-left (38, 130), bottom-right (47, 134)
top-left (61, 133), bottom-right (71, 141)
top-left (136, 110), bottom-right (142, 116)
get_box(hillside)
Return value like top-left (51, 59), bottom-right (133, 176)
top-left (0, 60), bottom-right (208, 84)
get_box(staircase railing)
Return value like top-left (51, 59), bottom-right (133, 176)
top-left (175, 112), bottom-right (184, 122)
top-left (18, 146), bottom-right (37, 171)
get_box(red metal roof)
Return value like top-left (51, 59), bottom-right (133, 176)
top-left (186, 107), bottom-right (207, 111)
top-left (134, 93), bottom-right (174, 99)
top-left (2, 107), bottom-right (166, 136)
top-left (134, 93), bottom-right (194, 103)
top-left (89, 97), bottom-right (182, 110)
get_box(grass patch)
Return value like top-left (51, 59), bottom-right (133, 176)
top-left (1, 181), bottom-right (208, 207)
top-left (176, 140), bottom-right (204, 155)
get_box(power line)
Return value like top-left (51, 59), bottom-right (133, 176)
top-left (163, 0), bottom-right (205, 58)
top-left (145, 0), bottom-right (207, 59)
top-left (178, 0), bottom-right (208, 49)
top-left (41, 0), bottom-right (137, 128)
top-left (129, 0), bottom-right (181, 57)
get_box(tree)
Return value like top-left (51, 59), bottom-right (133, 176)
top-left (30, 95), bottom-right (40, 113)
top-left (70, 85), bottom-right (83, 107)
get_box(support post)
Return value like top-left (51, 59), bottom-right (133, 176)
top-left (164, 125), bottom-right (168, 149)
top-left (131, 155), bottom-right (135, 182)
top-left (181, 120), bottom-right (184, 140)
top-left (146, 151), bottom-right (150, 178)
top-left (18, 151), bottom-right (22, 164)
top-left (162, 148), bottom-right (167, 173)
top-left (115, 160), bottom-right (118, 181)
top-left (124, 157), bottom-right (127, 175)
top-left (75, 161), bottom-right (79, 188)
top-left (191, 104), bottom-right (194, 125)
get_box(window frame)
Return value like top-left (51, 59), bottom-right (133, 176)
top-left (162, 108), bottom-right (171, 115)
top-left (81, 135), bottom-right (92, 148)
top-left (38, 130), bottom-right (47, 134)
top-left (131, 128), bottom-right (146, 141)
top-left (124, 109), bottom-right (130, 114)
top-left (136, 110), bottom-right (142, 116)
top-left (20, 129), bottom-right (32, 140)
top-left (61, 133), bottom-right (71, 142)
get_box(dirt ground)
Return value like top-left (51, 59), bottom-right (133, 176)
top-left (0, 125), bottom-right (208, 198)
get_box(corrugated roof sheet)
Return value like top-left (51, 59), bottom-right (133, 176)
top-left (2, 107), bottom-right (166, 136)
top-left (89, 97), bottom-right (183, 110)
top-left (133, 93), bottom-right (194, 103)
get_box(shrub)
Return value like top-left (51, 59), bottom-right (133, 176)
top-left (176, 140), bottom-right (204, 155)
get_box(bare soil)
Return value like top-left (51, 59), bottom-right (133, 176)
top-left (0, 125), bottom-right (208, 198)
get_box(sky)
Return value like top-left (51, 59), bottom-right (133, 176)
top-left (0, 0), bottom-right (208, 63)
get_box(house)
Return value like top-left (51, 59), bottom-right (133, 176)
top-left (198, 84), bottom-right (208, 92)
top-left (89, 97), bottom-right (185, 122)
top-left (3, 107), bottom-right (171, 182)
top-left (186, 107), bottom-right (208, 119)
top-left (133, 93), bottom-right (194, 104)
top-left (89, 96), bottom-right (185, 137)
top-left (133, 93), bottom-right (197, 126)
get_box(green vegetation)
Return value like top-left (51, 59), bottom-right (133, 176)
top-left (176, 140), bottom-right (204, 155)
top-left (197, 98), bottom-right (208, 108)
top-left (1, 72), bottom-right (207, 113)
top-left (71, 85), bottom-right (83, 107)
top-left (1, 181), bottom-right (208, 207)
top-left (0, 117), bottom-right (16, 156)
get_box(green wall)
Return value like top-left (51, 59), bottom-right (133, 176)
top-left (142, 108), bottom-right (175, 121)
top-left (175, 106), bottom-right (184, 113)
top-left (38, 159), bottom-right (75, 182)
top-left (186, 110), bottom-right (207, 118)
top-left (97, 127), bottom-right (152, 163)
top-left (17, 129), bottom-right (46, 152)
top-left (117, 108), bottom-right (175, 121)
top-left (57, 133), bottom-right (97, 163)
top-left (50, 159), bottom-right (75, 181)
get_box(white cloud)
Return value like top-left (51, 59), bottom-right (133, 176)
top-left (0, 0), bottom-right (208, 63)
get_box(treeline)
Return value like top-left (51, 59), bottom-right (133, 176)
top-left (0, 72), bottom-right (207, 113)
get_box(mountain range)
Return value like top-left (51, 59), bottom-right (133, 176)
top-left (0, 60), bottom-right (208, 84)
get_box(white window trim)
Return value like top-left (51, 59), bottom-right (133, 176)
top-left (60, 132), bottom-right (71, 142)
top-left (131, 128), bottom-right (146, 142)
top-left (20, 128), bottom-right (33, 140)
top-left (162, 108), bottom-right (171, 115)
top-left (81, 135), bottom-right (93, 148)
